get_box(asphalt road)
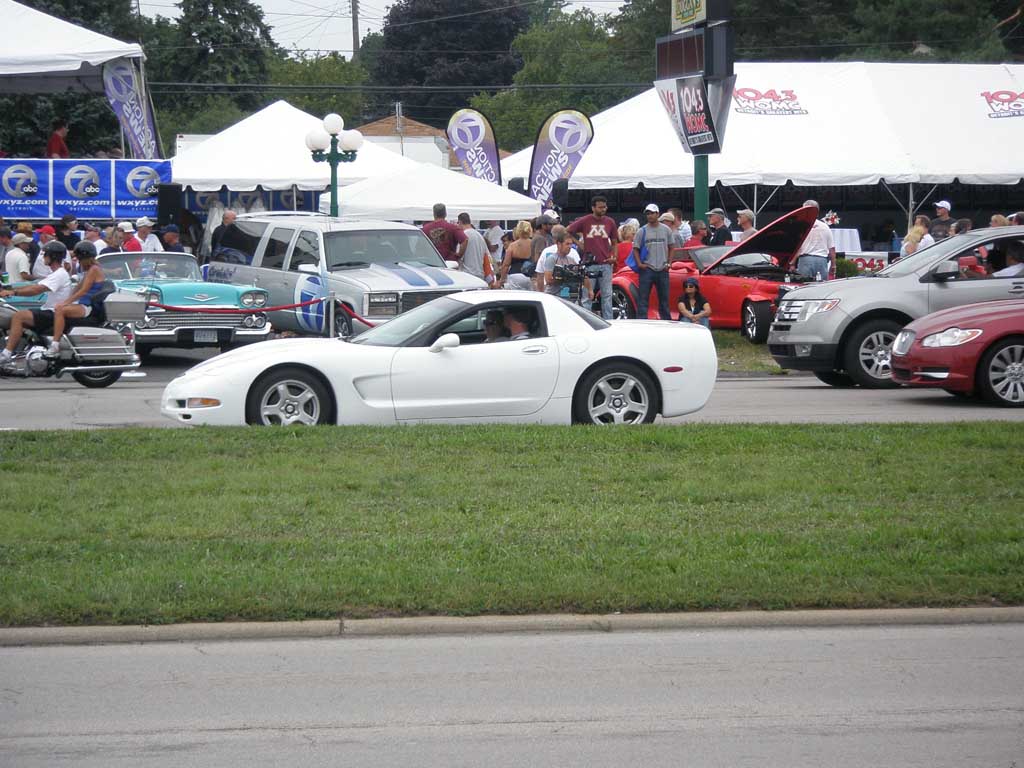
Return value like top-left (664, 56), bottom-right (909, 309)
top-left (1, 347), bottom-right (1023, 429)
top-left (1, 624), bottom-right (1022, 767)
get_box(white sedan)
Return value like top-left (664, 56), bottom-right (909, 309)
top-left (161, 291), bottom-right (717, 426)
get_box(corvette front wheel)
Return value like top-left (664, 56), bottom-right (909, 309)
top-left (573, 361), bottom-right (657, 425)
top-left (246, 367), bottom-right (332, 426)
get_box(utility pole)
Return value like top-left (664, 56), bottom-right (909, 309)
top-left (351, 0), bottom-right (360, 55)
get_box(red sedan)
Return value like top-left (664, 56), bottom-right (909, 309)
top-left (891, 299), bottom-right (1024, 406)
top-left (610, 206), bottom-right (819, 342)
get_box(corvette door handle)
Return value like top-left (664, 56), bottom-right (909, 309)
top-left (521, 345), bottom-right (548, 355)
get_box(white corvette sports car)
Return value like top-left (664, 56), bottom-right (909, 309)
top-left (161, 291), bottom-right (717, 426)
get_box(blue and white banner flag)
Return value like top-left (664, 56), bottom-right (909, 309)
top-left (103, 58), bottom-right (160, 159)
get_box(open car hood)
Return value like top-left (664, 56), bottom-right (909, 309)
top-left (701, 206), bottom-right (818, 274)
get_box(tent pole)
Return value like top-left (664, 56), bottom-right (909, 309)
top-left (756, 185), bottom-right (781, 214)
top-left (120, 127), bottom-right (125, 159)
top-left (907, 183), bottom-right (914, 232)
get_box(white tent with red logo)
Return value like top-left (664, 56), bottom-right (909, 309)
top-left (0, 0), bottom-right (144, 93)
top-left (501, 62), bottom-right (1024, 189)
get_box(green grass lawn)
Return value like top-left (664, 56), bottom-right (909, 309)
top-left (713, 330), bottom-right (784, 374)
top-left (1, 424), bottom-right (1021, 626)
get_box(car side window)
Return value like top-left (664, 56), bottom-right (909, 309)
top-left (258, 227), bottom-right (294, 270)
top-left (212, 221), bottom-right (266, 265)
top-left (429, 303), bottom-right (548, 347)
top-left (288, 231), bottom-right (321, 272)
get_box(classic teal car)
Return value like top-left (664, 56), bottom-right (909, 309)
top-left (97, 252), bottom-right (271, 355)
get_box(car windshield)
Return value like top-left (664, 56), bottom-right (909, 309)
top-left (689, 246), bottom-right (732, 270)
top-left (876, 234), bottom-right (974, 277)
top-left (98, 252), bottom-right (201, 281)
top-left (324, 230), bottom-right (447, 270)
top-left (350, 296), bottom-right (463, 347)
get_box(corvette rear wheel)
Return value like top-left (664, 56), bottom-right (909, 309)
top-left (611, 287), bottom-right (635, 319)
top-left (977, 336), bottom-right (1024, 407)
top-left (573, 361), bottom-right (657, 425)
top-left (246, 367), bottom-right (331, 426)
top-left (741, 301), bottom-right (772, 344)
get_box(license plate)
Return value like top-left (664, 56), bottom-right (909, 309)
top-left (194, 330), bottom-right (218, 343)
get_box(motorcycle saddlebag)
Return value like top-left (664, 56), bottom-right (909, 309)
top-left (66, 327), bottom-right (134, 360)
top-left (102, 292), bottom-right (148, 323)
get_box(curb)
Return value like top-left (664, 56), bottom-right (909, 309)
top-left (2, 607), bottom-right (1023, 647)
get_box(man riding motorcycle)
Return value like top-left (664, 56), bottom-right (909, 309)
top-left (0, 241), bottom-right (72, 364)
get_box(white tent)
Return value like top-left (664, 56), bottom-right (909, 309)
top-left (322, 162), bottom-right (541, 221)
top-left (502, 62), bottom-right (1024, 188)
top-left (0, 0), bottom-right (144, 93)
top-left (171, 100), bottom-right (420, 191)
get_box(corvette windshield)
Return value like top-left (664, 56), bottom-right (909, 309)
top-left (325, 230), bottom-right (447, 270)
top-left (98, 253), bottom-right (201, 281)
top-left (350, 296), bottom-right (463, 346)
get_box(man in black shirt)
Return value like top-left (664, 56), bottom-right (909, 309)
top-left (704, 207), bottom-right (731, 246)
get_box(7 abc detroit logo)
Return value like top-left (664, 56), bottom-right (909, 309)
top-left (547, 112), bottom-right (591, 156)
top-left (2, 164), bottom-right (41, 198)
top-left (64, 165), bottom-right (103, 199)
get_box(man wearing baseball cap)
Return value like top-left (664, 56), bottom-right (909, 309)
top-left (633, 203), bottom-right (674, 320)
top-left (4, 232), bottom-right (33, 282)
top-left (161, 224), bottom-right (185, 252)
top-left (704, 208), bottom-right (731, 246)
top-left (82, 223), bottom-right (107, 252)
top-left (136, 217), bottom-right (164, 252)
top-left (931, 201), bottom-right (954, 241)
top-left (31, 226), bottom-right (59, 279)
top-left (117, 221), bottom-right (143, 252)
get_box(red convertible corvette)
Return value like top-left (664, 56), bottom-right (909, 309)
top-left (891, 299), bottom-right (1024, 407)
top-left (610, 206), bottom-right (819, 342)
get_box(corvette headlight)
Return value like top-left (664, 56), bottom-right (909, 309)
top-left (921, 327), bottom-right (983, 348)
top-left (367, 292), bottom-right (399, 316)
top-left (797, 299), bottom-right (840, 322)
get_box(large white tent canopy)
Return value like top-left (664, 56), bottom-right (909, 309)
top-left (502, 62), bottom-right (1024, 189)
top-left (322, 162), bottom-right (541, 221)
top-left (0, 0), bottom-right (144, 93)
top-left (172, 100), bottom-right (420, 191)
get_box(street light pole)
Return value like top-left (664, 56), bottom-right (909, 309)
top-left (306, 113), bottom-right (364, 218)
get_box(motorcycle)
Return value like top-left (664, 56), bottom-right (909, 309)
top-left (0, 291), bottom-right (147, 388)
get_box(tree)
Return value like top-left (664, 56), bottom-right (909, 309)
top-left (470, 10), bottom-right (641, 150)
top-left (842, 0), bottom-right (1008, 62)
top-left (171, 0), bottom-right (278, 110)
top-left (268, 52), bottom-right (368, 120)
top-left (369, 0), bottom-right (531, 127)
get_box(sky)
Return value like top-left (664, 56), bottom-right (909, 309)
top-left (138, 1), bottom-right (624, 57)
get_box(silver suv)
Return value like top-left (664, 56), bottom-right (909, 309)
top-left (768, 226), bottom-right (1024, 387)
top-left (205, 213), bottom-right (486, 335)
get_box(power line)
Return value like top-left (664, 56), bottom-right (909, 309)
top-left (149, 80), bottom-right (648, 92)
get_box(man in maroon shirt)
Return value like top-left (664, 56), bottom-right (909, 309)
top-left (46, 119), bottom-right (70, 159)
top-left (567, 195), bottom-right (619, 319)
top-left (421, 203), bottom-right (467, 263)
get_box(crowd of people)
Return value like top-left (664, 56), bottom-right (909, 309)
top-left (427, 195), bottom-right (763, 325)
top-left (1, 214), bottom-right (185, 285)
top-left (899, 201), bottom-right (1024, 275)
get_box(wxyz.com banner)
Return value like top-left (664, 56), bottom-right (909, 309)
top-left (0, 159), bottom-right (170, 220)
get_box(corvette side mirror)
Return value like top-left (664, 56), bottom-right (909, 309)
top-left (429, 333), bottom-right (461, 353)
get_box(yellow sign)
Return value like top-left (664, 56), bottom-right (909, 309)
top-left (672, 0), bottom-right (706, 30)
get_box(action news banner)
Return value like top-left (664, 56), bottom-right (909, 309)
top-left (103, 57), bottom-right (161, 160)
top-left (527, 109), bottom-right (594, 207)
top-left (0, 160), bottom-right (170, 220)
top-left (447, 109), bottom-right (502, 185)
